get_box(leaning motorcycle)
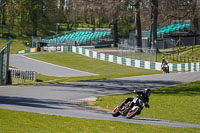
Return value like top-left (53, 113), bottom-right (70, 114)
top-left (112, 95), bottom-right (145, 119)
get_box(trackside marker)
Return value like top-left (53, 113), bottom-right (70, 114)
top-left (107, 104), bottom-right (109, 109)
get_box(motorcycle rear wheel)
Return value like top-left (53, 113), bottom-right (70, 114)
top-left (126, 106), bottom-right (140, 119)
top-left (112, 107), bottom-right (120, 117)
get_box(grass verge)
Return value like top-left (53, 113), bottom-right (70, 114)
top-left (25, 52), bottom-right (161, 83)
top-left (0, 109), bottom-right (199, 133)
top-left (95, 81), bottom-right (200, 124)
top-left (0, 38), bottom-right (30, 54)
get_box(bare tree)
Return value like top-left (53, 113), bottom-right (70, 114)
top-left (100, 0), bottom-right (122, 46)
top-left (130, 0), bottom-right (142, 49)
top-left (0, 0), bottom-right (7, 25)
top-left (150, 0), bottom-right (158, 51)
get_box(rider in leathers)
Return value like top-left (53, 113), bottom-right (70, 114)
top-left (118, 89), bottom-right (151, 114)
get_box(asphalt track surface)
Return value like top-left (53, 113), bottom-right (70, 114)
top-left (1, 55), bottom-right (200, 128)
top-left (10, 54), bottom-right (97, 77)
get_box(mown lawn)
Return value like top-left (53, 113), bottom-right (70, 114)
top-left (0, 38), bottom-right (30, 54)
top-left (95, 80), bottom-right (200, 124)
top-left (0, 109), bottom-right (199, 133)
top-left (183, 47), bottom-right (200, 58)
top-left (26, 52), bottom-right (161, 83)
top-left (158, 45), bottom-right (200, 63)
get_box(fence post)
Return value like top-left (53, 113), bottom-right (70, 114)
top-left (184, 56), bottom-right (186, 63)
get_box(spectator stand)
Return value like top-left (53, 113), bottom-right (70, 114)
top-left (145, 20), bottom-right (200, 50)
top-left (37, 28), bottom-right (111, 52)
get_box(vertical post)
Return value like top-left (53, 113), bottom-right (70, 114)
top-left (163, 39), bottom-right (165, 49)
top-left (5, 40), bottom-right (12, 85)
top-left (0, 52), bottom-right (3, 85)
top-left (184, 56), bottom-right (185, 63)
top-left (178, 36), bottom-right (181, 55)
top-left (172, 39), bottom-right (174, 60)
top-left (32, 36), bottom-right (34, 48)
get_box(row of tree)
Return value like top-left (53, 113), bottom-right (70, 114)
top-left (0, 0), bottom-right (199, 48)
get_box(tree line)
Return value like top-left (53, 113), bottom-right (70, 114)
top-left (0, 0), bottom-right (199, 48)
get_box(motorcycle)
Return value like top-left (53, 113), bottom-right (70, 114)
top-left (161, 63), bottom-right (169, 73)
top-left (112, 91), bottom-right (148, 119)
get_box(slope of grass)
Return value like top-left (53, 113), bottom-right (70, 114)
top-left (26, 52), bottom-right (160, 80)
top-left (159, 45), bottom-right (200, 63)
top-left (183, 47), bottom-right (200, 58)
top-left (0, 109), bottom-right (199, 133)
top-left (95, 81), bottom-right (200, 124)
top-left (0, 38), bottom-right (30, 54)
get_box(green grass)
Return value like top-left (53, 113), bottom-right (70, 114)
top-left (183, 47), bottom-right (200, 58)
top-left (0, 109), bottom-right (199, 133)
top-left (0, 38), bottom-right (30, 54)
top-left (159, 45), bottom-right (200, 63)
top-left (11, 78), bottom-right (36, 85)
top-left (25, 52), bottom-right (160, 83)
top-left (95, 81), bottom-right (200, 124)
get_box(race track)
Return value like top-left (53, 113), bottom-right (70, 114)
top-left (10, 54), bottom-right (97, 77)
top-left (1, 54), bottom-right (200, 128)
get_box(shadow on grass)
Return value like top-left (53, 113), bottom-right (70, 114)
top-left (153, 81), bottom-right (200, 96)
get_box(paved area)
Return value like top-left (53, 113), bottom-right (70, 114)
top-left (10, 54), bottom-right (97, 77)
top-left (0, 72), bottom-right (200, 128)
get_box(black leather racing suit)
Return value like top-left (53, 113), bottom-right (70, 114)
top-left (119, 91), bottom-right (150, 109)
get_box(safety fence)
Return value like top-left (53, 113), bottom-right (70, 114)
top-left (10, 69), bottom-right (37, 81)
top-left (17, 46), bottom-right (200, 72)
top-left (164, 53), bottom-right (200, 63)
top-left (71, 46), bottom-right (200, 72)
top-left (118, 44), bottom-right (156, 62)
top-left (18, 48), bottom-right (38, 54)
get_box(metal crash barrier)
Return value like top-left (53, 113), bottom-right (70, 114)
top-left (10, 69), bottom-right (37, 81)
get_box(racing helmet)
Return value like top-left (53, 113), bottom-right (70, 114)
top-left (144, 88), bottom-right (151, 97)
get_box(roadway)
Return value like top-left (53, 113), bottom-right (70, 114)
top-left (1, 54), bottom-right (200, 128)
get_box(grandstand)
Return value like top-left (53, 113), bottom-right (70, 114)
top-left (142, 20), bottom-right (200, 49)
top-left (147, 23), bottom-right (191, 37)
top-left (40, 28), bottom-right (111, 46)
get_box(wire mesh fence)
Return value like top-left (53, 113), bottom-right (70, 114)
top-left (118, 44), bottom-right (156, 62)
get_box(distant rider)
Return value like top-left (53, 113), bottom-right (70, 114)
top-left (161, 58), bottom-right (169, 72)
top-left (161, 58), bottom-right (168, 65)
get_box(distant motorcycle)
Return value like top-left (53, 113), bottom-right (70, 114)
top-left (161, 64), bottom-right (169, 73)
top-left (112, 89), bottom-right (151, 119)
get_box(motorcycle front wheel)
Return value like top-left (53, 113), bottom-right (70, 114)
top-left (112, 107), bottom-right (120, 117)
top-left (126, 106), bottom-right (140, 119)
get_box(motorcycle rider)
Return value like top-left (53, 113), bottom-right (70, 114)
top-left (161, 57), bottom-right (169, 72)
top-left (161, 58), bottom-right (168, 65)
top-left (118, 89), bottom-right (151, 113)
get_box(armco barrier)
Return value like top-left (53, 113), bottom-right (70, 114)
top-left (18, 46), bottom-right (72, 54)
top-left (71, 46), bottom-right (200, 72)
top-left (10, 69), bottom-right (37, 81)
top-left (17, 46), bottom-right (200, 72)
